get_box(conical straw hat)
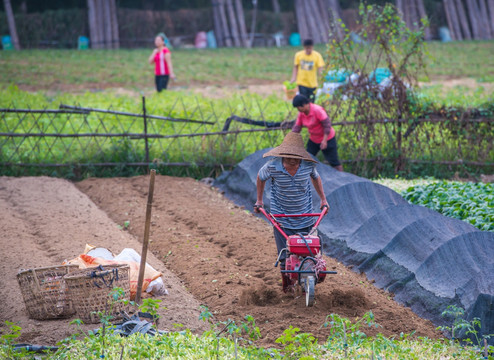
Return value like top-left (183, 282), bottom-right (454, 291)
top-left (263, 132), bottom-right (317, 163)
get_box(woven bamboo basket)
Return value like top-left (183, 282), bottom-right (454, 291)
top-left (17, 264), bottom-right (79, 320)
top-left (283, 84), bottom-right (298, 100)
top-left (64, 264), bottom-right (130, 324)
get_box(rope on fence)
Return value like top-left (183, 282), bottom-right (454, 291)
top-left (59, 104), bottom-right (215, 125)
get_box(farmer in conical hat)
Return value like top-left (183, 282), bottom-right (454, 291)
top-left (254, 132), bottom-right (328, 270)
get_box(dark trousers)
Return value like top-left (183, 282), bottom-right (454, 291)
top-left (273, 225), bottom-right (312, 266)
top-left (307, 137), bottom-right (342, 167)
top-left (298, 85), bottom-right (316, 102)
top-left (155, 75), bottom-right (169, 92)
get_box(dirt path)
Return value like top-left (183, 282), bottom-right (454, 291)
top-left (0, 176), bottom-right (207, 345)
top-left (77, 175), bottom-right (441, 347)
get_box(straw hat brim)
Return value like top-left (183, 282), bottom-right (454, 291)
top-left (263, 147), bottom-right (317, 163)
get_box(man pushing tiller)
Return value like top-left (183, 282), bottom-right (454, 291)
top-left (254, 132), bottom-right (336, 305)
top-left (254, 132), bottom-right (328, 271)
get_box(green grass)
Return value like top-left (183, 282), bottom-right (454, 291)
top-left (1, 311), bottom-right (491, 360)
top-left (1, 41), bottom-right (494, 91)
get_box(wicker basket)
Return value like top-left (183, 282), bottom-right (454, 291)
top-left (283, 84), bottom-right (298, 100)
top-left (17, 264), bottom-right (79, 320)
top-left (64, 265), bottom-right (130, 324)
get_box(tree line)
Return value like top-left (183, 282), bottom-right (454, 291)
top-left (3, 0), bottom-right (494, 49)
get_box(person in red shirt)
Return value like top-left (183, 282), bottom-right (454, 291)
top-left (291, 94), bottom-right (343, 171)
top-left (148, 33), bottom-right (176, 92)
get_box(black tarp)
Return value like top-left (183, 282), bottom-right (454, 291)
top-left (215, 149), bottom-right (494, 342)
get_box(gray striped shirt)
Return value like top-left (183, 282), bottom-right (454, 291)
top-left (258, 158), bottom-right (319, 229)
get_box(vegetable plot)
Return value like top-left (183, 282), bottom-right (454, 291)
top-left (402, 181), bottom-right (494, 232)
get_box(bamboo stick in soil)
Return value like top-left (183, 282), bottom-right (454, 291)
top-left (135, 169), bottom-right (156, 304)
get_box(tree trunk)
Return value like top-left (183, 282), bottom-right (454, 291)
top-left (416, 0), bottom-right (432, 39)
top-left (212, 0), bottom-right (224, 47)
top-left (87, 0), bottom-right (99, 49)
top-left (478, 0), bottom-right (492, 38)
top-left (472, 0), bottom-right (488, 38)
top-left (396, 0), bottom-right (404, 14)
top-left (465, 0), bottom-right (482, 39)
top-left (405, 0), bottom-right (416, 29)
top-left (218, 0), bottom-right (232, 47)
top-left (488, 0), bottom-right (494, 37)
top-left (109, 0), bottom-right (119, 49)
top-left (96, 0), bottom-right (106, 48)
top-left (3, 0), bottom-right (20, 49)
top-left (317, 0), bottom-right (331, 40)
top-left (20, 0), bottom-right (27, 13)
top-left (103, 0), bottom-right (113, 48)
top-left (234, 0), bottom-right (248, 47)
top-left (327, 0), bottom-right (344, 40)
top-left (303, 0), bottom-right (318, 43)
top-left (443, 0), bottom-right (457, 40)
top-left (272, 0), bottom-right (280, 13)
top-left (294, 0), bottom-right (309, 42)
top-left (307, 0), bottom-right (327, 43)
top-left (249, 0), bottom-right (258, 47)
top-left (454, 0), bottom-right (472, 39)
top-left (225, 0), bottom-right (240, 47)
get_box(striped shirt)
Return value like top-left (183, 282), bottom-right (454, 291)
top-left (258, 158), bottom-right (319, 229)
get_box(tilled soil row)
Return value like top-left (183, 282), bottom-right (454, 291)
top-left (77, 175), bottom-right (440, 347)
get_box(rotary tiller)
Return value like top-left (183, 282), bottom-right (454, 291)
top-left (257, 205), bottom-right (337, 306)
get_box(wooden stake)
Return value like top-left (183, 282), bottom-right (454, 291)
top-left (135, 169), bottom-right (156, 304)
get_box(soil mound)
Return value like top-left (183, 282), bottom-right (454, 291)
top-left (240, 286), bottom-right (279, 306)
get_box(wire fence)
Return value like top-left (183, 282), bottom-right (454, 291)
top-left (0, 97), bottom-right (492, 179)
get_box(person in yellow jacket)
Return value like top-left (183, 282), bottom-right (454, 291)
top-left (290, 39), bottom-right (325, 102)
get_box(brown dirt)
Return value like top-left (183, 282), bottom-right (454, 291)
top-left (0, 176), bottom-right (207, 345)
top-left (76, 175), bottom-right (441, 347)
top-left (0, 175), bottom-right (441, 347)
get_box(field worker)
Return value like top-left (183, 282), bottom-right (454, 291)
top-left (254, 132), bottom-right (328, 270)
top-left (148, 33), bottom-right (176, 92)
top-left (292, 94), bottom-right (343, 172)
top-left (290, 39), bottom-right (325, 102)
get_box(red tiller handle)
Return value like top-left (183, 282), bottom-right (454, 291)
top-left (311, 205), bottom-right (328, 231)
top-left (256, 205), bottom-right (329, 241)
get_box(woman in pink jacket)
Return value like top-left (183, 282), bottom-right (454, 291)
top-left (148, 33), bottom-right (176, 92)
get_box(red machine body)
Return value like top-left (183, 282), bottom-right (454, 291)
top-left (287, 234), bottom-right (321, 256)
top-left (257, 205), bottom-right (336, 306)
